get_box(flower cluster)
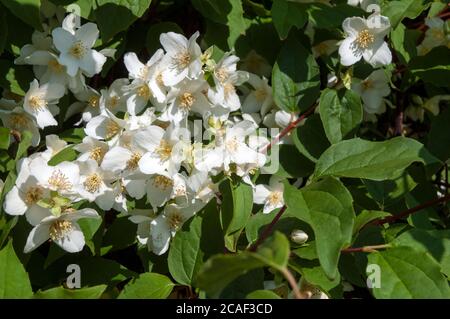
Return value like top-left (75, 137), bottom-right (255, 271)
top-left (2, 13), bottom-right (278, 256)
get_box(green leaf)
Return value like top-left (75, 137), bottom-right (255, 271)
top-left (191, 0), bottom-right (247, 49)
top-left (0, 127), bottom-right (10, 150)
top-left (0, 240), bottom-right (33, 298)
top-left (368, 247), bottom-right (450, 298)
top-left (390, 23), bottom-right (420, 65)
top-left (427, 107), bottom-right (450, 162)
top-left (168, 214), bottom-right (204, 286)
top-left (101, 216), bottom-right (137, 255)
top-left (47, 146), bottom-right (78, 166)
top-left (409, 47), bottom-right (450, 88)
top-left (271, 0), bottom-right (307, 40)
top-left (0, 0), bottom-right (42, 31)
top-left (272, 36), bottom-right (320, 112)
top-left (305, 3), bottom-right (364, 29)
top-left (314, 137), bottom-right (441, 181)
top-left (15, 130), bottom-right (32, 161)
top-left (319, 88), bottom-right (362, 144)
top-left (0, 60), bottom-right (34, 95)
top-left (382, 0), bottom-right (426, 29)
top-left (353, 210), bottom-right (391, 235)
top-left (34, 285), bottom-right (106, 299)
top-left (118, 273), bottom-right (174, 299)
top-left (220, 179), bottom-right (253, 239)
top-left (246, 290), bottom-right (281, 299)
top-left (289, 257), bottom-right (340, 293)
top-left (292, 114), bottom-right (330, 162)
top-left (284, 178), bottom-right (355, 279)
top-left (95, 0), bottom-right (152, 42)
top-left (392, 229), bottom-right (450, 277)
top-left (363, 172), bottom-right (418, 208)
top-left (196, 232), bottom-right (289, 296)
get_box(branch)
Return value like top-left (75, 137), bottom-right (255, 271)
top-left (262, 103), bottom-right (317, 153)
top-left (341, 244), bottom-right (390, 254)
top-left (249, 206), bottom-right (287, 252)
top-left (280, 267), bottom-right (305, 299)
top-left (370, 193), bottom-right (450, 226)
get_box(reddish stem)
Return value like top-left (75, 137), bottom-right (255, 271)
top-left (249, 206), bottom-right (287, 252)
top-left (370, 193), bottom-right (450, 226)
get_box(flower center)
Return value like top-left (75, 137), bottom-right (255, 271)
top-left (223, 83), bottom-right (235, 98)
top-left (88, 96), bottom-right (99, 108)
top-left (83, 173), bottom-right (102, 193)
top-left (25, 186), bottom-right (43, 205)
top-left (152, 175), bottom-right (173, 190)
top-left (89, 146), bottom-right (105, 164)
top-left (356, 29), bottom-right (374, 49)
top-left (108, 96), bottom-right (120, 109)
top-left (126, 152), bottom-right (142, 171)
top-left (69, 41), bottom-right (86, 59)
top-left (155, 140), bottom-right (172, 161)
top-left (179, 92), bottom-right (195, 110)
top-left (214, 67), bottom-right (229, 83)
top-left (267, 191), bottom-right (283, 206)
top-left (8, 114), bottom-right (29, 129)
top-left (174, 50), bottom-right (191, 70)
top-left (48, 170), bottom-right (72, 191)
top-left (166, 211), bottom-right (184, 231)
top-left (106, 120), bottom-right (121, 139)
top-left (49, 219), bottom-right (73, 241)
top-left (225, 137), bottom-right (239, 153)
top-left (28, 95), bottom-right (47, 112)
top-left (137, 85), bottom-right (150, 98)
top-left (156, 72), bottom-right (164, 86)
top-left (362, 79), bottom-right (373, 90)
top-left (48, 59), bottom-right (65, 73)
top-left (254, 88), bottom-right (267, 102)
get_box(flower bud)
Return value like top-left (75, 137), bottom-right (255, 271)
top-left (290, 229), bottom-right (308, 244)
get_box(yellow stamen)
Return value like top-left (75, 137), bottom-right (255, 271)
top-left (25, 186), bottom-right (43, 205)
top-left (69, 41), bottom-right (86, 59)
top-left (152, 175), bottom-right (173, 190)
top-left (155, 140), bottom-right (172, 161)
top-left (83, 173), bottom-right (102, 193)
top-left (355, 29), bottom-right (375, 49)
top-left (49, 220), bottom-right (73, 241)
top-left (48, 170), bottom-right (72, 191)
top-left (179, 92), bottom-right (195, 110)
top-left (126, 152), bottom-right (142, 171)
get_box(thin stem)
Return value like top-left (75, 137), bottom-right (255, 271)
top-left (341, 244), bottom-right (390, 254)
top-left (249, 206), bottom-right (287, 252)
top-left (370, 193), bottom-right (450, 226)
top-left (262, 104), bottom-right (317, 153)
top-left (280, 267), bottom-right (305, 299)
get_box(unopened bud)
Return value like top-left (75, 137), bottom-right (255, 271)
top-left (290, 229), bottom-right (308, 244)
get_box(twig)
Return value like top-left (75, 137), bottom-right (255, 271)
top-left (341, 244), bottom-right (390, 254)
top-left (280, 267), bottom-right (305, 299)
top-left (262, 104), bottom-right (317, 153)
top-left (249, 206), bottom-right (287, 252)
top-left (370, 193), bottom-right (450, 226)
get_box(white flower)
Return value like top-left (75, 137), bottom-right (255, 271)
top-left (208, 70), bottom-right (249, 112)
top-left (0, 107), bottom-right (40, 147)
top-left (253, 176), bottom-right (284, 214)
top-left (84, 110), bottom-right (126, 141)
top-left (149, 204), bottom-right (197, 255)
top-left (299, 278), bottom-right (329, 299)
top-left (339, 15), bottom-right (392, 67)
top-left (99, 78), bottom-right (129, 114)
top-left (162, 79), bottom-right (210, 123)
top-left (418, 17), bottom-right (450, 56)
top-left (351, 69), bottom-right (390, 114)
top-left (29, 157), bottom-right (80, 198)
top-left (242, 74), bottom-right (273, 115)
top-left (41, 134), bottom-right (68, 160)
top-left (23, 79), bottom-right (65, 129)
top-left (76, 159), bottom-right (114, 204)
top-left (66, 85), bottom-right (101, 123)
top-left (3, 157), bottom-right (51, 225)
top-left (74, 136), bottom-right (109, 165)
top-left (123, 49), bottom-right (166, 115)
top-left (52, 20), bottom-right (106, 76)
top-left (137, 125), bottom-right (190, 176)
top-left (24, 208), bottom-right (99, 253)
top-left (160, 31), bottom-right (202, 86)
top-left (15, 30), bottom-right (53, 65)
